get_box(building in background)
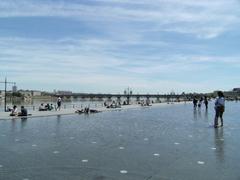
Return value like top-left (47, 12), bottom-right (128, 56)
top-left (233, 88), bottom-right (240, 92)
top-left (0, 90), bottom-right (4, 99)
top-left (18, 90), bottom-right (42, 97)
top-left (56, 90), bottom-right (73, 96)
top-left (31, 91), bottom-right (42, 96)
top-left (12, 84), bottom-right (17, 93)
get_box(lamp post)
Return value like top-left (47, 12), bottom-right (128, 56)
top-left (170, 90), bottom-right (175, 104)
top-left (0, 78), bottom-right (16, 112)
top-left (124, 87), bottom-right (132, 105)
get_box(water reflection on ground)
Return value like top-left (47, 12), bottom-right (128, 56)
top-left (0, 102), bottom-right (240, 180)
top-left (214, 128), bottom-right (225, 163)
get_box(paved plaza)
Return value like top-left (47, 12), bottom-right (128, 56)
top-left (0, 102), bottom-right (239, 180)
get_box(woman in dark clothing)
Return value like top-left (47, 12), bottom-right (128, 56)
top-left (18, 106), bottom-right (28, 116)
top-left (214, 91), bottom-right (225, 128)
top-left (204, 96), bottom-right (208, 109)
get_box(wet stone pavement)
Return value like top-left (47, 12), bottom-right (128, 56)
top-left (0, 101), bottom-right (240, 180)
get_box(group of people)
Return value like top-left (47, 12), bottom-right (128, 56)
top-left (38, 97), bottom-right (62, 111)
top-left (7, 94), bottom-right (225, 129)
top-left (9, 105), bottom-right (28, 117)
top-left (140, 99), bottom-right (152, 106)
top-left (39, 103), bottom-right (54, 111)
top-left (193, 96), bottom-right (208, 109)
top-left (193, 91), bottom-right (225, 128)
top-left (104, 101), bottom-right (121, 109)
top-left (8, 97), bottom-right (62, 117)
top-left (75, 107), bottom-right (100, 114)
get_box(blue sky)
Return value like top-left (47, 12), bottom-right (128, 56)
top-left (0, 0), bottom-right (240, 94)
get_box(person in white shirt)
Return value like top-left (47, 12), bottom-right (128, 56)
top-left (10, 105), bottom-right (18, 116)
top-left (39, 103), bottom-right (47, 111)
top-left (57, 97), bottom-right (62, 111)
top-left (214, 91), bottom-right (225, 128)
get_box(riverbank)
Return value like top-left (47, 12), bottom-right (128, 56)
top-left (0, 101), bottom-right (189, 120)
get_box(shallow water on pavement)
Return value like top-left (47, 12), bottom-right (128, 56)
top-left (0, 101), bottom-right (240, 180)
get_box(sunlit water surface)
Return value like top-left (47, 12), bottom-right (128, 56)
top-left (0, 101), bottom-right (239, 180)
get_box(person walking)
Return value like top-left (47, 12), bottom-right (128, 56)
top-left (193, 97), bottom-right (198, 109)
top-left (204, 96), bottom-right (208, 110)
top-left (214, 91), bottom-right (225, 128)
top-left (57, 97), bottom-right (62, 111)
top-left (197, 100), bottom-right (202, 108)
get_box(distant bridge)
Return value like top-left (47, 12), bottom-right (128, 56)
top-left (52, 93), bottom-right (194, 101)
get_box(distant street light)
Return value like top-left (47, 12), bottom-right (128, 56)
top-left (0, 78), bottom-right (16, 112)
top-left (124, 87), bottom-right (132, 105)
top-left (170, 90), bottom-right (175, 103)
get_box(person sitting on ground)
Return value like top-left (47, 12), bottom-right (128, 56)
top-left (146, 99), bottom-right (151, 106)
top-left (90, 109), bottom-right (101, 113)
top-left (10, 105), bottom-right (18, 116)
top-left (75, 108), bottom-right (101, 114)
top-left (7, 106), bottom-right (12, 112)
top-left (110, 101), bottom-right (117, 108)
top-left (45, 103), bottom-right (53, 111)
top-left (45, 103), bottom-right (50, 110)
top-left (18, 106), bottom-right (28, 116)
top-left (39, 103), bottom-right (47, 111)
top-left (116, 102), bottom-right (121, 108)
top-left (75, 109), bottom-right (85, 114)
top-left (84, 107), bottom-right (90, 114)
top-left (50, 104), bottom-right (54, 111)
top-left (140, 101), bottom-right (144, 106)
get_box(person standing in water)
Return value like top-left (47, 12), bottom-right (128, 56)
top-left (57, 97), bottom-right (62, 111)
top-left (214, 91), bottom-right (225, 128)
top-left (204, 96), bottom-right (208, 110)
top-left (193, 97), bottom-right (198, 109)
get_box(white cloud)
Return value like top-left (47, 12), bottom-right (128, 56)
top-left (1, 36), bottom-right (239, 93)
top-left (1, 0), bottom-right (240, 92)
top-left (0, 0), bottom-right (239, 38)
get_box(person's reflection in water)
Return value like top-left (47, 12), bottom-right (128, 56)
top-left (21, 117), bottom-right (27, 130)
top-left (197, 107), bottom-right (202, 119)
top-left (11, 119), bottom-right (16, 133)
top-left (55, 115), bottom-right (62, 136)
top-left (214, 128), bottom-right (225, 163)
top-left (204, 109), bottom-right (209, 122)
top-left (57, 115), bottom-right (61, 125)
top-left (193, 108), bottom-right (197, 120)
